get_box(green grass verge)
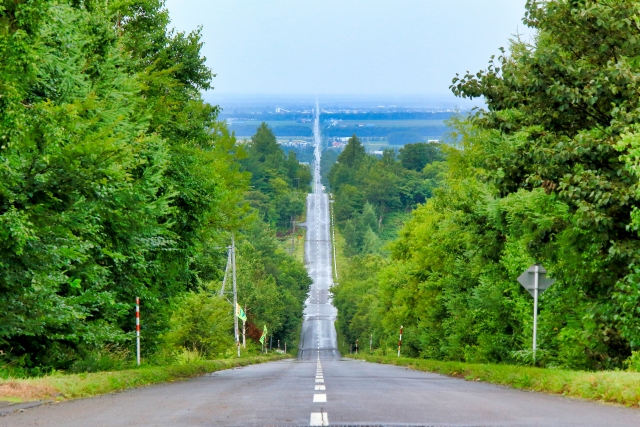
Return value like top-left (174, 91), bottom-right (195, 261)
top-left (294, 227), bottom-right (306, 263)
top-left (1, 354), bottom-right (290, 403)
top-left (346, 354), bottom-right (640, 407)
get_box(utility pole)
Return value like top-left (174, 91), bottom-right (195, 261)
top-left (219, 246), bottom-right (232, 297)
top-left (232, 236), bottom-right (239, 357)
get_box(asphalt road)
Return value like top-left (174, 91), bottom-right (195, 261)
top-left (2, 107), bottom-right (640, 426)
top-left (298, 108), bottom-right (339, 362)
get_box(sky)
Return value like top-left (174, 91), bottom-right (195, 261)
top-left (165, 0), bottom-right (533, 103)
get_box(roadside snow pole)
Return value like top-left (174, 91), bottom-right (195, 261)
top-left (355, 340), bottom-right (358, 354)
top-left (398, 325), bottom-right (403, 357)
top-left (136, 297), bottom-right (140, 366)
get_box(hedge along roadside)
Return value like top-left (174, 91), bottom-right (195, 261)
top-left (346, 354), bottom-right (640, 407)
top-left (0, 354), bottom-right (290, 402)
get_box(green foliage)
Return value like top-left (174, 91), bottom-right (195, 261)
top-left (236, 215), bottom-right (311, 345)
top-left (327, 135), bottom-right (445, 257)
top-left (398, 142), bottom-right (445, 171)
top-left (334, 0), bottom-right (640, 371)
top-left (241, 123), bottom-right (311, 229)
top-left (163, 293), bottom-right (232, 358)
top-left (0, 0), bottom-right (310, 374)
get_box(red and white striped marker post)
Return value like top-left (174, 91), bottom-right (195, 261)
top-left (136, 297), bottom-right (140, 366)
top-left (397, 325), bottom-right (403, 357)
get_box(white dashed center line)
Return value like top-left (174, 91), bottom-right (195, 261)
top-left (313, 393), bottom-right (327, 403)
top-left (310, 412), bottom-right (329, 426)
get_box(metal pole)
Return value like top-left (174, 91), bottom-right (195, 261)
top-left (284, 342), bottom-right (287, 353)
top-left (533, 265), bottom-right (539, 363)
top-left (370, 333), bottom-right (373, 354)
top-left (270, 335), bottom-right (273, 351)
top-left (242, 304), bottom-right (246, 348)
top-left (356, 340), bottom-right (358, 354)
top-left (136, 297), bottom-right (140, 366)
top-left (232, 236), bottom-right (239, 357)
top-left (291, 218), bottom-right (296, 253)
top-left (219, 247), bottom-right (231, 297)
top-left (398, 325), bottom-right (403, 357)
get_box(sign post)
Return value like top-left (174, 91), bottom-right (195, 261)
top-left (517, 264), bottom-right (555, 362)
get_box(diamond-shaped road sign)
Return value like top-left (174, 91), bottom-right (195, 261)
top-left (517, 264), bottom-right (555, 297)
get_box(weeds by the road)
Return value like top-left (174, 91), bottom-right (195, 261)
top-left (347, 354), bottom-right (640, 407)
top-left (0, 354), bottom-right (290, 403)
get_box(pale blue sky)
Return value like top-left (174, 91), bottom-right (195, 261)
top-left (165, 1), bottom-right (532, 100)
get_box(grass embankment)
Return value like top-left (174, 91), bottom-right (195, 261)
top-left (329, 196), bottom-right (348, 285)
top-left (347, 354), bottom-right (640, 407)
top-left (0, 354), bottom-right (289, 403)
top-left (294, 227), bottom-right (306, 263)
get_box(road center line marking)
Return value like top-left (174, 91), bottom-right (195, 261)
top-left (310, 412), bottom-right (329, 426)
top-left (315, 378), bottom-right (324, 383)
top-left (313, 393), bottom-right (327, 403)
top-left (315, 385), bottom-right (326, 390)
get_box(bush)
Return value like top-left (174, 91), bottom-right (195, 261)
top-left (163, 293), bottom-right (233, 358)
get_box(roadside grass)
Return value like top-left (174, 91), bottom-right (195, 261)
top-left (294, 226), bottom-right (306, 264)
top-left (0, 354), bottom-right (289, 403)
top-left (329, 197), bottom-right (348, 285)
top-left (346, 354), bottom-right (640, 407)
top-left (335, 324), bottom-right (351, 356)
top-left (283, 321), bottom-right (302, 356)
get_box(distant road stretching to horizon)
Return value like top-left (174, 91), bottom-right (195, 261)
top-left (3, 105), bottom-right (640, 426)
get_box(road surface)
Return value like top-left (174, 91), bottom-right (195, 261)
top-left (2, 105), bottom-right (640, 426)
top-left (298, 103), bottom-right (339, 362)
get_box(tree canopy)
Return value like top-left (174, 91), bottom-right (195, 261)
top-left (332, 0), bottom-right (640, 370)
top-left (0, 0), bottom-right (310, 374)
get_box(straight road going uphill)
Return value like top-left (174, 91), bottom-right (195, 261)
top-left (298, 102), bottom-right (339, 362)
top-left (2, 104), bottom-right (640, 427)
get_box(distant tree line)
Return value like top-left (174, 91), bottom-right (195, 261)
top-left (323, 126), bottom-right (449, 140)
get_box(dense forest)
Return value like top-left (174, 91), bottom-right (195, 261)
top-left (327, 137), bottom-right (445, 256)
top-left (0, 0), bottom-right (310, 375)
top-left (332, 0), bottom-right (640, 371)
